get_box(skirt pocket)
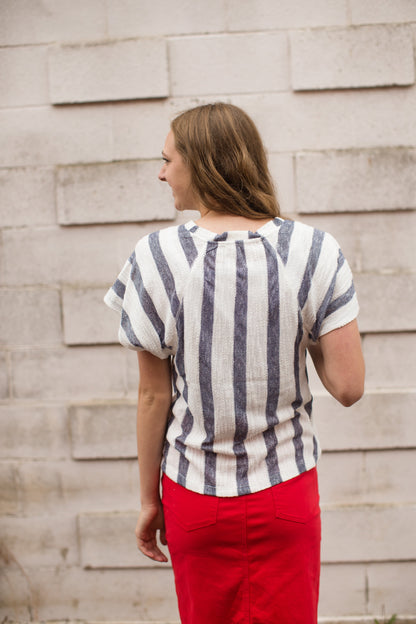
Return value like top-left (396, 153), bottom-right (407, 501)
top-left (271, 468), bottom-right (320, 524)
top-left (162, 474), bottom-right (219, 532)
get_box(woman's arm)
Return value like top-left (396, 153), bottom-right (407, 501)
top-left (135, 351), bottom-right (172, 562)
top-left (307, 319), bottom-right (365, 407)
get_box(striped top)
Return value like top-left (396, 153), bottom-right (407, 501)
top-left (104, 218), bottom-right (359, 497)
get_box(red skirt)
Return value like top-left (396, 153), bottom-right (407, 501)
top-left (162, 468), bottom-right (321, 624)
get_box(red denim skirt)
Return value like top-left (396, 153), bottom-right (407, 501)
top-left (162, 468), bottom-right (321, 624)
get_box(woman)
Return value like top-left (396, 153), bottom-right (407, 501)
top-left (104, 103), bottom-right (365, 624)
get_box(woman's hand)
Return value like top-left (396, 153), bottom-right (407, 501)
top-left (135, 501), bottom-right (168, 563)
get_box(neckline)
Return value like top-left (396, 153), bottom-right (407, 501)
top-left (185, 218), bottom-right (283, 241)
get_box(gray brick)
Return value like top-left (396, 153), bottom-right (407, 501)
top-left (0, 45), bottom-right (48, 107)
top-left (268, 153), bottom-right (296, 217)
top-left (0, 0), bottom-right (108, 46)
top-left (363, 333), bottom-right (416, 390)
top-left (0, 288), bottom-right (62, 346)
top-left (0, 222), bottom-right (169, 287)
top-left (351, 0), bottom-right (416, 25)
top-left (0, 351), bottom-right (9, 399)
top-left (169, 33), bottom-right (289, 96)
top-left (355, 273), bottom-right (416, 333)
top-left (0, 566), bottom-right (179, 621)
top-left (70, 403), bottom-right (136, 459)
top-left (313, 391), bottom-right (416, 451)
top-left (0, 167), bottom-right (56, 227)
top-left (232, 88), bottom-right (416, 152)
top-left (321, 506), bottom-right (416, 562)
top-left (0, 463), bottom-right (20, 514)
top-left (319, 563), bottom-right (367, 617)
top-left (112, 98), bottom-right (172, 160)
top-left (367, 562), bottom-right (416, 617)
top-left (0, 515), bottom-right (79, 566)
top-left (227, 0), bottom-right (348, 31)
top-left (107, 0), bottom-right (226, 37)
top-left (11, 346), bottom-right (129, 401)
top-left (57, 160), bottom-right (174, 225)
top-left (0, 106), bottom-right (113, 167)
top-left (296, 148), bottom-right (416, 214)
top-left (0, 405), bottom-right (69, 459)
top-left (48, 39), bottom-right (168, 105)
top-left (78, 512), bottom-right (170, 568)
top-left (15, 459), bottom-right (139, 515)
top-left (63, 287), bottom-right (119, 345)
top-left (291, 25), bottom-right (414, 91)
top-left (319, 450), bottom-right (416, 506)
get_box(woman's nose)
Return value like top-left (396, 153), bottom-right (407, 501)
top-left (158, 167), bottom-right (166, 181)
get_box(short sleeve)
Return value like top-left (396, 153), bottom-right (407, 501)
top-left (104, 236), bottom-right (176, 359)
top-left (306, 233), bottom-right (359, 342)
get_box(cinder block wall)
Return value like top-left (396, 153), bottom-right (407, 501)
top-left (0, 1), bottom-right (415, 621)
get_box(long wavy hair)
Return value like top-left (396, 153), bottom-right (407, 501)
top-left (171, 103), bottom-right (280, 219)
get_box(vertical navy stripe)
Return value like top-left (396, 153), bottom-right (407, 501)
top-left (173, 304), bottom-right (192, 486)
top-left (261, 239), bottom-right (282, 484)
top-left (298, 229), bottom-right (325, 309)
top-left (120, 309), bottom-right (143, 348)
top-left (148, 232), bottom-right (180, 317)
top-left (233, 241), bottom-right (250, 495)
top-left (291, 310), bottom-right (306, 473)
top-left (199, 243), bottom-right (218, 495)
top-left (276, 219), bottom-right (295, 265)
top-left (130, 252), bottom-right (168, 350)
top-left (178, 224), bottom-right (198, 267)
top-left (112, 278), bottom-right (126, 299)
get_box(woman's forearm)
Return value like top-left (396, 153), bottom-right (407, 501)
top-left (137, 389), bottom-right (172, 506)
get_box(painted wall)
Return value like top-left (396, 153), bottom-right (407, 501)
top-left (0, 0), bottom-right (415, 620)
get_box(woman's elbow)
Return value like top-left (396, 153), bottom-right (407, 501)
top-left (336, 378), bottom-right (365, 407)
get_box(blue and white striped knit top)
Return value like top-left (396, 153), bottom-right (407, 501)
top-left (104, 217), bottom-right (359, 496)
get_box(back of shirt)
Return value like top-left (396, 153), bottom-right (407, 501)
top-left (105, 218), bottom-right (359, 496)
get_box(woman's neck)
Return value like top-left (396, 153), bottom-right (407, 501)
top-left (195, 209), bottom-right (274, 234)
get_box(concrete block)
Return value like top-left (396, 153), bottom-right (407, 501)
top-left (351, 0), bottom-right (416, 25)
top-left (319, 563), bottom-right (367, 617)
top-left (0, 463), bottom-right (20, 514)
top-left (11, 346), bottom-right (128, 401)
top-left (226, 0), bottom-right (348, 31)
top-left (0, 0), bottom-right (108, 46)
top-left (0, 515), bottom-right (79, 566)
top-left (0, 105), bottom-right (113, 167)
top-left (0, 351), bottom-right (9, 399)
top-left (0, 405), bottom-right (69, 459)
top-left (57, 160), bottom-right (174, 225)
top-left (296, 148), bottom-right (416, 214)
top-left (169, 33), bottom-right (289, 96)
top-left (363, 449), bottom-right (416, 505)
top-left (107, 0), bottom-right (226, 37)
top-left (319, 450), bottom-right (416, 506)
top-left (112, 99), bottom-right (171, 160)
top-left (313, 391), bottom-right (416, 451)
top-left (48, 39), bottom-right (168, 105)
top-left (291, 25), bottom-right (414, 91)
top-left (321, 505), bottom-right (416, 562)
top-left (232, 87), bottom-right (416, 152)
top-left (15, 459), bottom-right (139, 514)
top-left (0, 222), bottom-right (168, 287)
top-left (0, 167), bottom-right (56, 227)
top-left (78, 512), bottom-right (170, 568)
top-left (0, 45), bottom-right (48, 107)
top-left (0, 288), bottom-right (62, 346)
top-left (63, 287), bottom-right (120, 345)
top-left (0, 566), bottom-right (179, 621)
top-left (70, 403), bottom-right (136, 459)
top-left (354, 273), bottom-right (416, 333)
top-left (367, 561), bottom-right (416, 616)
top-left (363, 333), bottom-right (416, 391)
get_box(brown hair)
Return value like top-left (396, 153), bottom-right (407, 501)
top-left (171, 103), bottom-right (280, 219)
